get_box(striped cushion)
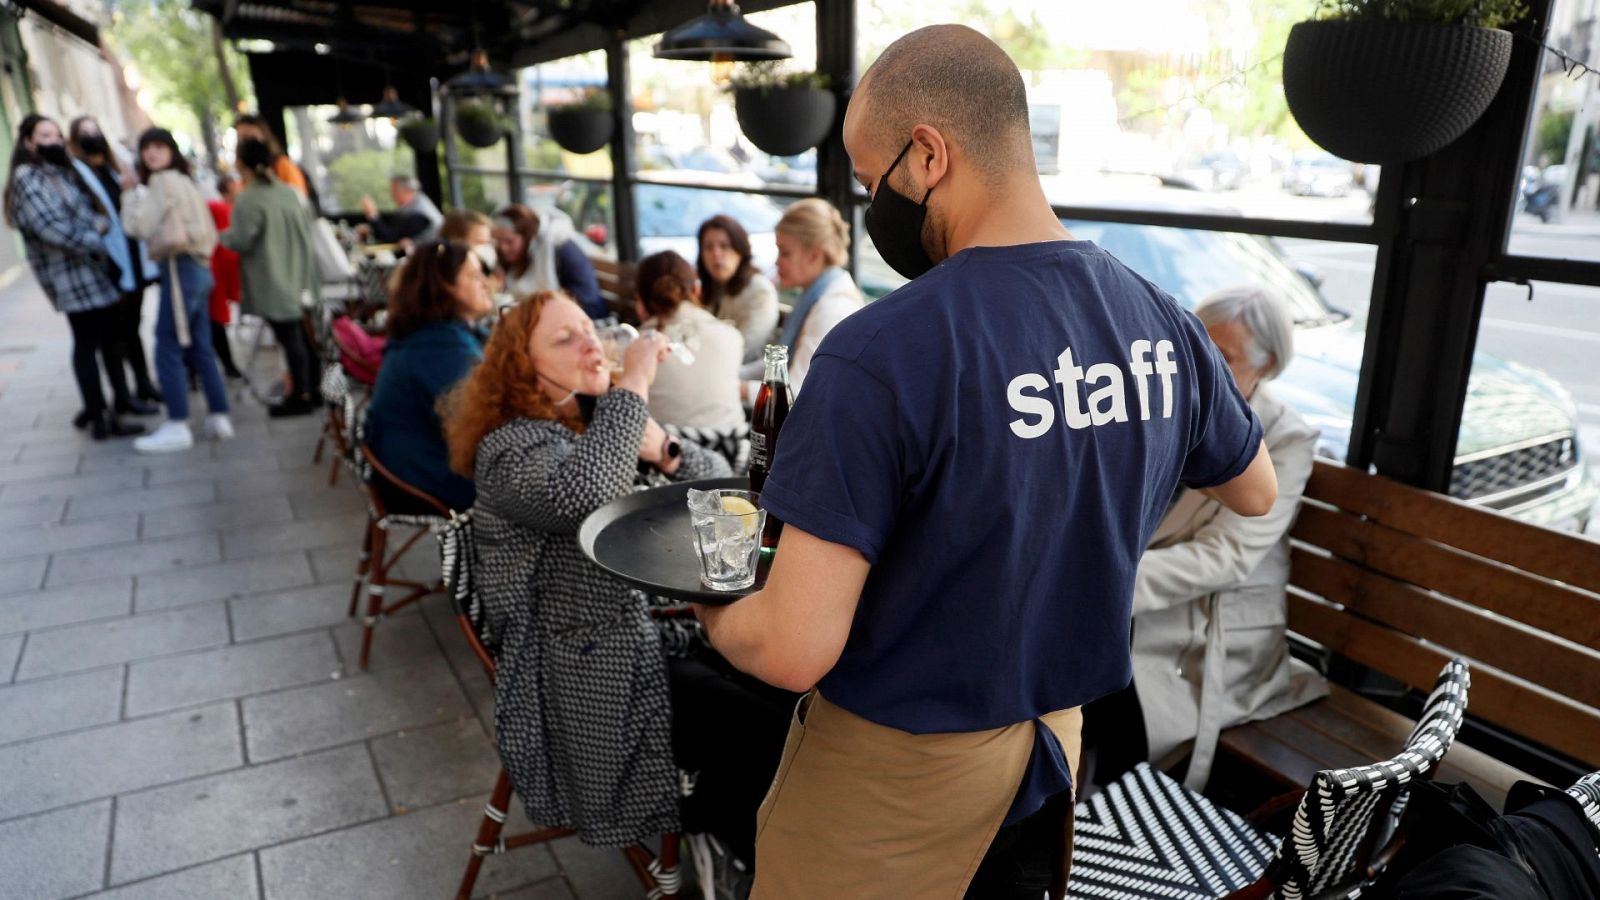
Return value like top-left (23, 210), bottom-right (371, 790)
top-left (1068, 763), bottom-right (1277, 899)
top-left (1567, 770), bottom-right (1600, 838)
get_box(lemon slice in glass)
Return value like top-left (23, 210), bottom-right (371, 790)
top-left (719, 495), bottom-right (761, 537)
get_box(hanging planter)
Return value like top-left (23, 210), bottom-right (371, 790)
top-left (546, 90), bottom-right (614, 155)
top-left (1282, 1), bottom-right (1525, 164)
top-left (455, 100), bottom-right (507, 148)
top-left (397, 117), bottom-right (440, 154)
top-left (729, 65), bottom-right (834, 157)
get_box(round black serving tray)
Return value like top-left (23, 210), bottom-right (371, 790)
top-left (578, 477), bottom-right (770, 605)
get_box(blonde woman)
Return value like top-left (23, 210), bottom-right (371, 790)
top-left (741, 198), bottom-right (862, 395)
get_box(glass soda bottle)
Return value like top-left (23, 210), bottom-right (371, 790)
top-left (749, 344), bottom-right (791, 549)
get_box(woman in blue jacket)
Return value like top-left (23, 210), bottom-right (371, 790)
top-left (364, 240), bottom-right (493, 512)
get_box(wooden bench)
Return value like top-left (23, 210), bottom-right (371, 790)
top-left (1217, 459), bottom-right (1600, 811)
top-left (590, 257), bottom-right (637, 323)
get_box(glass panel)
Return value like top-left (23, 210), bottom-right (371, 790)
top-left (628, 3), bottom-right (819, 191)
top-left (1466, 281), bottom-right (1600, 537)
top-left (858, 223), bottom-right (1375, 462)
top-left (456, 172), bottom-right (511, 215)
top-left (855, 0), bottom-right (1378, 224)
top-left (631, 183), bottom-right (797, 276)
top-left (532, 178), bottom-right (618, 259)
top-left (285, 106), bottom-right (414, 216)
top-left (1506, 0), bottom-right (1600, 261)
top-left (522, 50), bottom-right (614, 178)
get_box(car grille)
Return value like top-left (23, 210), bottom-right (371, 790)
top-left (1450, 436), bottom-right (1579, 503)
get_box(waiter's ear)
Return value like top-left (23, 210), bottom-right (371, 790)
top-left (909, 123), bottom-right (950, 193)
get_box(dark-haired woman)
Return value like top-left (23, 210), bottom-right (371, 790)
top-left (491, 203), bottom-right (604, 318)
top-left (3, 114), bottom-right (144, 440)
top-left (363, 241), bottom-right (493, 512)
top-left (634, 250), bottom-right (744, 430)
top-left (120, 128), bottom-right (232, 453)
top-left (697, 214), bottom-right (778, 365)
top-left (221, 137), bottom-right (321, 416)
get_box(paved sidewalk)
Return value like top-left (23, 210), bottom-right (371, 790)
top-left (0, 270), bottom-right (644, 899)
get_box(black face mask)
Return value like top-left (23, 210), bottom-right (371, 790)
top-left (36, 143), bottom-right (70, 167)
top-left (77, 134), bottom-right (109, 156)
top-left (864, 140), bottom-right (935, 280)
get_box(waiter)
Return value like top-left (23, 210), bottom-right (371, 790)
top-left (694, 24), bottom-right (1278, 899)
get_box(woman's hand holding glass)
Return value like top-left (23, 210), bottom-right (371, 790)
top-left (615, 330), bottom-right (670, 401)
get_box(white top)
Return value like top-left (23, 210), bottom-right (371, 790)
top-left (642, 303), bottom-right (747, 431)
top-left (738, 271), bottom-right (863, 396)
top-left (713, 273), bottom-right (780, 365)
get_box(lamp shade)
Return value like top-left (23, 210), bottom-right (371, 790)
top-left (446, 49), bottom-right (514, 95)
top-left (371, 87), bottom-right (416, 119)
top-left (654, 2), bottom-right (791, 62)
top-left (328, 100), bottom-right (366, 124)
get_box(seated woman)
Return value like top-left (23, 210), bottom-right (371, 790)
top-left (740, 198), bottom-right (862, 396)
top-left (491, 204), bottom-right (604, 318)
top-left (697, 214), bottom-right (778, 365)
top-left (1085, 286), bottom-right (1327, 791)
top-left (362, 241), bottom-right (492, 513)
top-left (443, 292), bottom-right (793, 866)
top-left (634, 250), bottom-right (745, 431)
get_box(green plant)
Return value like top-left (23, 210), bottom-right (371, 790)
top-left (727, 61), bottom-right (831, 93)
top-left (455, 100), bottom-right (508, 134)
top-left (397, 117), bottom-right (439, 148)
top-left (327, 147), bottom-right (415, 214)
top-left (551, 88), bottom-right (612, 112)
top-left (1537, 108), bottom-right (1575, 165)
top-left (1315, 0), bottom-right (1529, 29)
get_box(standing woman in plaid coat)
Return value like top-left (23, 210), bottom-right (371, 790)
top-left (2, 114), bottom-right (145, 440)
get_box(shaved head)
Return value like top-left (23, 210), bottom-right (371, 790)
top-left (853, 25), bottom-right (1032, 186)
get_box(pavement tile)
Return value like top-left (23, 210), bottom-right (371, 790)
top-left (286, 484), bottom-right (366, 521)
top-left (243, 644), bottom-right (467, 761)
top-left (140, 494), bottom-right (295, 540)
top-left (216, 466), bottom-right (334, 502)
top-left (110, 744), bottom-right (386, 885)
top-left (0, 800), bottom-right (111, 900)
top-left (0, 702), bottom-right (240, 820)
top-left (134, 551), bottom-right (315, 613)
top-left (0, 667), bottom-right (124, 745)
top-left (79, 855), bottom-right (258, 900)
top-left (0, 455), bottom-right (81, 485)
top-left (46, 533), bottom-right (222, 588)
top-left (550, 836), bottom-right (650, 900)
top-left (125, 631), bottom-right (340, 717)
top-left (259, 794), bottom-right (559, 900)
top-left (370, 716), bottom-right (498, 812)
top-left (229, 581), bottom-right (359, 642)
top-left (141, 454), bottom-right (280, 486)
top-left (331, 612), bottom-right (446, 675)
top-left (0, 495), bottom-right (64, 529)
top-left (307, 543), bottom-right (365, 585)
top-left (0, 633), bottom-right (19, 682)
top-left (0, 556), bottom-right (46, 595)
top-left (0, 578), bottom-right (129, 637)
top-left (221, 510), bottom-right (368, 561)
top-left (0, 470), bottom-right (145, 505)
top-left (0, 515), bottom-right (140, 561)
top-left (491, 880), bottom-right (580, 900)
top-left (64, 481), bottom-right (217, 521)
top-left (16, 603), bottom-right (230, 680)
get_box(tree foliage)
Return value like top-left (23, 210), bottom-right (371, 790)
top-left (105, 0), bottom-right (254, 157)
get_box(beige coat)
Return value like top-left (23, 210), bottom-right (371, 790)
top-left (1130, 384), bottom-right (1328, 790)
top-left (120, 170), bottom-right (217, 262)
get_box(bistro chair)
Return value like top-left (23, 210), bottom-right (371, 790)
top-left (346, 433), bottom-right (450, 671)
top-left (312, 363), bottom-right (364, 487)
top-left (436, 512), bottom-right (683, 900)
top-left (1568, 770), bottom-right (1600, 839)
top-left (1068, 658), bottom-right (1471, 900)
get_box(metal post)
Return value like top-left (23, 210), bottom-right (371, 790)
top-left (441, 92), bottom-right (463, 209)
top-left (505, 87), bottom-right (525, 207)
top-left (606, 33), bottom-right (639, 262)
top-left (1345, 0), bottom-right (1554, 490)
top-left (815, 0), bottom-right (857, 220)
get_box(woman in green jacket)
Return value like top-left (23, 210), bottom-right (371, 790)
top-left (222, 138), bottom-right (322, 417)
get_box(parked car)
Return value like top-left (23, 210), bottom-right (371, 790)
top-left (1164, 152), bottom-right (1249, 193)
top-left (554, 180), bottom-right (788, 274)
top-left (859, 221), bottom-right (1596, 532)
top-left (1283, 152), bottom-right (1356, 198)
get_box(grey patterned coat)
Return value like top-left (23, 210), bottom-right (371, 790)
top-left (473, 389), bottom-right (730, 846)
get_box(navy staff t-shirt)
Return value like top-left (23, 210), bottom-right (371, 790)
top-left (758, 239), bottom-right (1263, 822)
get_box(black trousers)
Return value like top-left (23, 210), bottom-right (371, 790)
top-left (268, 317), bottom-right (318, 401)
top-left (965, 788), bottom-right (1075, 900)
top-left (114, 290), bottom-right (157, 395)
top-left (668, 650), bottom-right (799, 866)
top-left (66, 304), bottom-right (130, 416)
top-left (1082, 681), bottom-right (1149, 787)
top-left (211, 321), bottom-right (241, 377)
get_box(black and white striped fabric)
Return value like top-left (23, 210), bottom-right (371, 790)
top-left (665, 422), bottom-right (751, 476)
top-left (436, 509), bottom-right (482, 629)
top-left (1068, 763), bottom-right (1278, 899)
top-left (1567, 770), bottom-right (1600, 838)
top-left (1268, 658), bottom-right (1471, 900)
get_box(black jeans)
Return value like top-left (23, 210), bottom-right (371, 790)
top-left (964, 787), bottom-right (1074, 900)
top-left (66, 303), bottom-right (130, 416)
top-left (115, 290), bottom-right (157, 395)
top-left (268, 317), bottom-right (318, 401)
top-left (211, 321), bottom-right (242, 377)
top-left (668, 650), bottom-right (800, 866)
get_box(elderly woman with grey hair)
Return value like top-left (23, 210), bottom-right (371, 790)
top-left (1084, 285), bottom-right (1328, 791)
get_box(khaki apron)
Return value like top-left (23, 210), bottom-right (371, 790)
top-left (752, 691), bottom-right (1082, 900)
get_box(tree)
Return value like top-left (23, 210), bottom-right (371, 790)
top-left (1537, 108), bottom-right (1575, 167)
top-left (105, 0), bottom-right (254, 169)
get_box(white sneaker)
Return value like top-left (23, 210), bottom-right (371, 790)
top-left (205, 414), bottom-right (235, 441)
top-left (133, 420), bottom-right (195, 454)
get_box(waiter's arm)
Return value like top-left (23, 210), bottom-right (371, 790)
top-left (1200, 439), bottom-right (1277, 517)
top-left (694, 526), bottom-right (869, 692)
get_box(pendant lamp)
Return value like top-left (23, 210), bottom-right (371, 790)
top-left (371, 86), bottom-right (416, 120)
top-left (328, 99), bottom-right (366, 125)
top-left (653, 1), bottom-right (791, 62)
top-left (446, 49), bottom-right (513, 95)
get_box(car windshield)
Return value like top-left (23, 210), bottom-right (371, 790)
top-left (635, 184), bottom-right (786, 238)
top-left (1062, 221), bottom-right (1335, 324)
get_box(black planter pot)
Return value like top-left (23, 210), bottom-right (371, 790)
top-left (548, 108), bottom-right (614, 155)
top-left (455, 109), bottom-right (505, 148)
top-left (397, 119), bottom-right (439, 154)
top-left (1283, 20), bottom-right (1512, 164)
top-left (734, 86), bottom-right (836, 157)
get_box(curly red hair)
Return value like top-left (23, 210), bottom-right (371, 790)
top-left (443, 291), bottom-right (586, 477)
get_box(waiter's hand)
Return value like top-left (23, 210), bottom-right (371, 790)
top-left (693, 525), bottom-right (869, 692)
